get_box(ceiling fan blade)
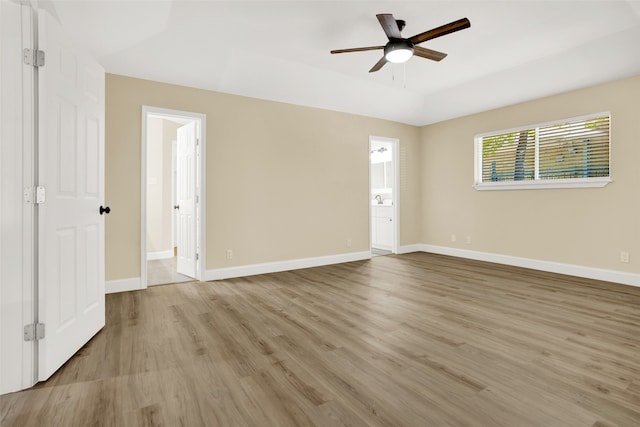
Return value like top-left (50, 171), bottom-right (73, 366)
top-left (369, 57), bottom-right (388, 73)
top-left (377, 14), bottom-right (401, 39)
top-left (330, 46), bottom-right (384, 54)
top-left (408, 17), bottom-right (470, 45)
top-left (413, 46), bottom-right (448, 61)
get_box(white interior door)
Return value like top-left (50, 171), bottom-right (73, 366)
top-left (37, 9), bottom-right (106, 380)
top-left (176, 122), bottom-right (197, 278)
top-left (172, 140), bottom-right (178, 249)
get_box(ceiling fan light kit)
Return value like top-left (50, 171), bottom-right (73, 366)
top-left (384, 40), bottom-right (414, 63)
top-left (331, 13), bottom-right (470, 72)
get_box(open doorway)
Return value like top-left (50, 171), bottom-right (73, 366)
top-left (369, 136), bottom-right (399, 256)
top-left (141, 106), bottom-right (206, 287)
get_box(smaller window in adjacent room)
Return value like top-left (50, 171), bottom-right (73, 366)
top-left (474, 112), bottom-right (611, 190)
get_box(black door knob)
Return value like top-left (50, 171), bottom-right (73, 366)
top-left (100, 205), bottom-right (111, 215)
top-left (174, 205), bottom-right (180, 210)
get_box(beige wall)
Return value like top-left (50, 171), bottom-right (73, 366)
top-left (162, 120), bottom-right (180, 251)
top-left (146, 117), bottom-right (179, 254)
top-left (106, 74), bottom-right (421, 281)
top-left (421, 75), bottom-right (640, 273)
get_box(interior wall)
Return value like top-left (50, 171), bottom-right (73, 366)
top-left (105, 74), bottom-right (421, 281)
top-left (145, 117), bottom-right (179, 255)
top-left (162, 119), bottom-right (179, 252)
top-left (420, 74), bottom-right (640, 274)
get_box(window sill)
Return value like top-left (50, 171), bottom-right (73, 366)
top-left (474, 177), bottom-right (612, 191)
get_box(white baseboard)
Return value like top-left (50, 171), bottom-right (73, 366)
top-left (397, 244), bottom-right (424, 255)
top-left (146, 250), bottom-right (174, 261)
top-left (418, 244), bottom-right (640, 288)
top-left (106, 277), bottom-right (142, 294)
top-left (372, 244), bottom-right (392, 251)
top-left (206, 251), bottom-right (371, 281)
top-left (113, 246), bottom-right (639, 290)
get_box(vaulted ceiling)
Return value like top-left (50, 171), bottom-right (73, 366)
top-left (48, 0), bottom-right (640, 126)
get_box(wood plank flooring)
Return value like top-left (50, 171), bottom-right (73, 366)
top-left (2, 252), bottom-right (640, 426)
top-left (147, 256), bottom-right (195, 287)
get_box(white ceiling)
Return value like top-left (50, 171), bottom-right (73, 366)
top-left (47, 0), bottom-right (640, 126)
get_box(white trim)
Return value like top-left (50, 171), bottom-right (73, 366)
top-left (205, 251), bottom-right (371, 281)
top-left (417, 244), bottom-right (640, 288)
top-left (146, 250), bottom-right (173, 261)
top-left (105, 277), bottom-right (142, 294)
top-left (474, 177), bottom-right (612, 191)
top-left (0, 1), bottom-right (37, 394)
top-left (397, 244), bottom-right (423, 254)
top-left (114, 245), bottom-right (640, 291)
top-left (141, 106), bottom-right (206, 289)
top-left (140, 108), bottom-right (148, 289)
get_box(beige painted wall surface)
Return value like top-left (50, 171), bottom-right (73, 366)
top-left (146, 118), bottom-right (179, 254)
top-left (421, 75), bottom-right (640, 273)
top-left (162, 120), bottom-right (180, 251)
top-left (106, 74), bottom-right (420, 280)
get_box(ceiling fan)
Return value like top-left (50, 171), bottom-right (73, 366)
top-left (331, 14), bottom-right (471, 72)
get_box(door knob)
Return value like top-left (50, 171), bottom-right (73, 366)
top-left (99, 205), bottom-right (111, 215)
top-left (174, 205), bottom-right (180, 210)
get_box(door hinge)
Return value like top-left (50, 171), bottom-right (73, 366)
top-left (196, 253), bottom-right (199, 261)
top-left (35, 186), bottom-right (46, 204)
top-left (23, 186), bottom-right (46, 204)
top-left (24, 323), bottom-right (45, 341)
top-left (23, 48), bottom-right (45, 67)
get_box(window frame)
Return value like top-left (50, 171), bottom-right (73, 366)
top-left (474, 112), bottom-right (612, 191)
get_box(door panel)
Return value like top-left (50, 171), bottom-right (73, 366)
top-left (38, 9), bottom-right (105, 380)
top-left (176, 122), bottom-right (196, 278)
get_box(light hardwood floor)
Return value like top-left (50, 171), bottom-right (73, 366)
top-left (147, 256), bottom-right (195, 287)
top-left (2, 252), bottom-right (640, 426)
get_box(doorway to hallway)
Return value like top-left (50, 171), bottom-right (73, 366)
top-left (141, 107), bottom-right (206, 287)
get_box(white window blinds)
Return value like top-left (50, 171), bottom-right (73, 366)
top-left (538, 116), bottom-right (609, 180)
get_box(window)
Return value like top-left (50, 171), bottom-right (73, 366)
top-left (474, 113), bottom-right (611, 190)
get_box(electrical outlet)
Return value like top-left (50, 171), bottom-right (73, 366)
top-left (226, 249), bottom-right (233, 260)
top-left (620, 251), bottom-right (629, 263)
top-left (465, 236), bottom-right (471, 244)
top-left (451, 234), bottom-right (457, 243)
top-left (347, 239), bottom-right (352, 248)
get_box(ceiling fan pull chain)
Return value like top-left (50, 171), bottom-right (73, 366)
top-left (403, 63), bottom-right (407, 89)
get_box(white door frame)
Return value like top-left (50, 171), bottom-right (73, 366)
top-left (369, 136), bottom-right (400, 254)
top-left (0, 0), bottom-right (37, 394)
top-left (141, 106), bottom-right (206, 288)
